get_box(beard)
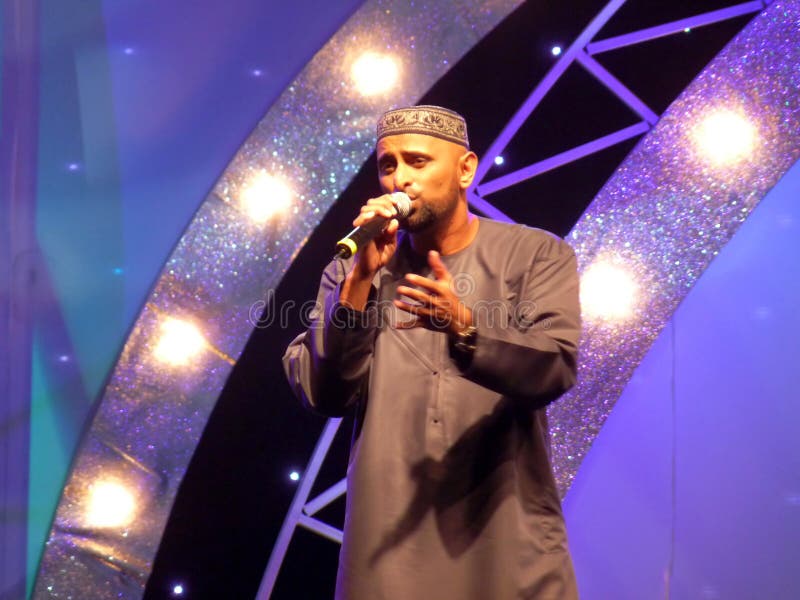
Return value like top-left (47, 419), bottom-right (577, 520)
top-left (403, 183), bottom-right (461, 233)
top-left (404, 203), bottom-right (437, 232)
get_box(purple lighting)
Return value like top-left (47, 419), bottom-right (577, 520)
top-left (171, 583), bottom-right (184, 596)
top-left (548, 0), bottom-right (800, 495)
top-left (67, 162), bottom-right (80, 171)
top-left (586, 2), bottom-right (764, 55)
top-left (551, 45), bottom-right (562, 56)
top-left (251, 68), bottom-right (264, 77)
top-left (478, 122), bottom-right (649, 196)
top-left (494, 155), bottom-right (504, 165)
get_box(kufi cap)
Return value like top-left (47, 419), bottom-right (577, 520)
top-left (377, 105), bottom-right (469, 148)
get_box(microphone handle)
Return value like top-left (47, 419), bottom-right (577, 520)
top-left (334, 214), bottom-right (391, 259)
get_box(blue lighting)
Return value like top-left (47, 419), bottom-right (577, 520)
top-left (251, 68), bottom-right (264, 77)
top-left (551, 45), bottom-right (562, 56)
top-left (172, 583), bottom-right (184, 596)
top-left (67, 162), bottom-right (81, 172)
top-left (123, 47), bottom-right (135, 55)
top-left (289, 471), bottom-right (300, 482)
top-left (494, 155), bottom-right (504, 166)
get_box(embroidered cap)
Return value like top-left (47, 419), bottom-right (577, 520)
top-left (376, 105), bottom-right (469, 148)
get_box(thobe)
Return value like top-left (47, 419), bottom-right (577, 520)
top-left (283, 217), bottom-right (581, 599)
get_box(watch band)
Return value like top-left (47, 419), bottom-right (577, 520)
top-left (453, 324), bottom-right (478, 355)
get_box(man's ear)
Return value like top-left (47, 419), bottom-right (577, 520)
top-left (458, 151), bottom-right (479, 189)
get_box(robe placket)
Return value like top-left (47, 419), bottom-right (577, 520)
top-left (426, 332), bottom-right (447, 459)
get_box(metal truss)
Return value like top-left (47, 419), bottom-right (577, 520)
top-left (468, 0), bottom-right (769, 221)
top-left (257, 1), bottom-right (769, 597)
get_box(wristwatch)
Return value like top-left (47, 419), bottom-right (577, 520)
top-left (453, 324), bottom-right (478, 355)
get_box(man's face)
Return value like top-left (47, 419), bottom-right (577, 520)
top-left (376, 133), bottom-right (467, 233)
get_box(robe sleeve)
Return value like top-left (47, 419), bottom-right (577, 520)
top-left (462, 235), bottom-right (580, 408)
top-left (282, 259), bottom-right (378, 417)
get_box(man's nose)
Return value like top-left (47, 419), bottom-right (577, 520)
top-left (392, 164), bottom-right (412, 191)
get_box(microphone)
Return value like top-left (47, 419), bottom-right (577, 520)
top-left (334, 192), bottom-right (411, 259)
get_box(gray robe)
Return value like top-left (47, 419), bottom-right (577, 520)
top-left (283, 218), bottom-right (581, 599)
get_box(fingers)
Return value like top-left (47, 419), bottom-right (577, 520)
top-left (393, 297), bottom-right (431, 318)
top-left (396, 252), bottom-right (451, 288)
top-left (402, 273), bottom-right (446, 295)
top-left (395, 283), bottom-right (453, 318)
top-left (427, 250), bottom-right (450, 282)
top-left (370, 215), bottom-right (399, 244)
top-left (393, 298), bottom-right (452, 330)
top-left (352, 194), bottom-right (398, 227)
top-left (395, 284), bottom-right (432, 307)
top-left (384, 218), bottom-right (399, 236)
top-left (353, 207), bottom-right (389, 227)
top-left (395, 259), bottom-right (467, 334)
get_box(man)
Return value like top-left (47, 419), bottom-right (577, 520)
top-left (283, 105), bottom-right (581, 599)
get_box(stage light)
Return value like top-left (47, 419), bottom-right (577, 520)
top-left (289, 471), bottom-right (300, 482)
top-left (67, 162), bottom-right (80, 172)
top-left (123, 47), bottom-right (135, 56)
top-left (494, 155), bottom-right (504, 166)
top-left (693, 109), bottom-right (757, 166)
top-left (240, 172), bottom-right (293, 223)
top-left (350, 51), bottom-right (400, 96)
top-left (251, 68), bottom-right (263, 77)
top-left (154, 318), bottom-right (207, 366)
top-left (580, 259), bottom-right (638, 321)
top-left (171, 584), bottom-right (185, 596)
top-left (58, 355), bottom-right (70, 363)
top-left (551, 46), bottom-right (562, 56)
top-left (85, 480), bottom-right (137, 528)
top-left (684, 28), bottom-right (691, 33)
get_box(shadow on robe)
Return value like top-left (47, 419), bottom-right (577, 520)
top-left (368, 396), bottom-right (562, 566)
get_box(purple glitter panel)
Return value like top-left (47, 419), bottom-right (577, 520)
top-left (549, 0), bottom-right (800, 497)
top-left (32, 1), bottom-right (522, 598)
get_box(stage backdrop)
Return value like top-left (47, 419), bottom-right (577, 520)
top-left (564, 157), bottom-right (800, 599)
top-left (25, 0), bottom-right (362, 595)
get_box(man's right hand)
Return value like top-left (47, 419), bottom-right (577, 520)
top-left (340, 194), bottom-right (401, 310)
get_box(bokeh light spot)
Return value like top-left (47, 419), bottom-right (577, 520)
top-left (86, 481), bottom-right (137, 528)
top-left (154, 318), bottom-right (206, 366)
top-left (580, 260), bottom-right (639, 321)
top-left (351, 51), bottom-right (400, 96)
top-left (693, 109), bottom-right (757, 166)
top-left (241, 172), bottom-right (293, 223)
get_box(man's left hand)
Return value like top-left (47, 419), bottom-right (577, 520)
top-left (394, 250), bottom-right (473, 337)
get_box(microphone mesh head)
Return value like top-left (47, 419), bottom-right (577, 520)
top-left (391, 192), bottom-right (412, 218)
